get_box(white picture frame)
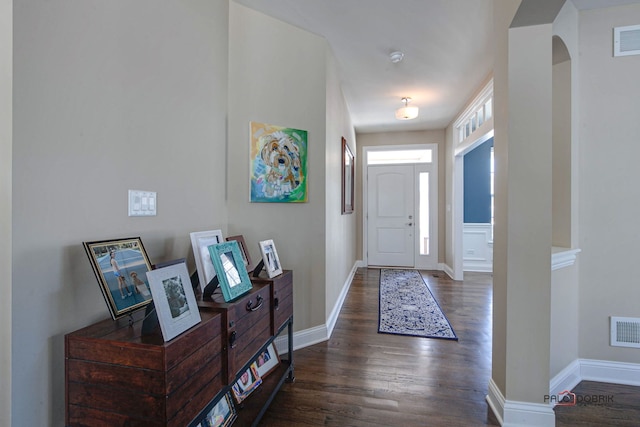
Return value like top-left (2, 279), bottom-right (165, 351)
top-left (254, 342), bottom-right (280, 378)
top-left (190, 229), bottom-right (224, 293)
top-left (259, 239), bottom-right (283, 278)
top-left (146, 262), bottom-right (202, 342)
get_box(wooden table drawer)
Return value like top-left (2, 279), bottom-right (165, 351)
top-left (199, 282), bottom-right (272, 383)
top-left (251, 270), bottom-right (293, 334)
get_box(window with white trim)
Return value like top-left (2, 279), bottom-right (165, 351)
top-left (455, 80), bottom-right (494, 146)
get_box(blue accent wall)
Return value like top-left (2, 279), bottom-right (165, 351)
top-left (464, 138), bottom-right (493, 223)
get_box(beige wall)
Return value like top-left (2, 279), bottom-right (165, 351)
top-left (325, 50), bottom-right (358, 318)
top-left (578, 3), bottom-right (640, 363)
top-left (552, 57), bottom-right (572, 248)
top-left (1, 0), bottom-right (11, 424)
top-left (550, 264), bottom-right (580, 376)
top-left (491, 0), bottom-right (521, 397)
top-left (227, 3), bottom-right (330, 331)
top-left (355, 130), bottom-right (445, 263)
top-left (505, 22), bottom-right (554, 403)
top-left (12, 1), bottom-right (229, 425)
top-left (11, 3), bottom-right (357, 425)
top-left (549, 0), bottom-right (580, 381)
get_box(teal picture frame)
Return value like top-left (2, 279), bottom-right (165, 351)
top-left (208, 241), bottom-right (252, 302)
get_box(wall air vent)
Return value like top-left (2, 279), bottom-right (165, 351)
top-left (614, 24), bottom-right (640, 57)
top-left (611, 316), bottom-right (640, 348)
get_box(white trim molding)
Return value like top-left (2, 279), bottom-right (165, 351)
top-left (274, 324), bottom-right (327, 355)
top-left (549, 358), bottom-right (640, 407)
top-left (551, 247), bottom-right (581, 271)
top-left (486, 379), bottom-right (506, 426)
top-left (549, 359), bottom-right (582, 399)
top-left (275, 260), bottom-right (362, 354)
top-left (326, 261), bottom-right (359, 337)
top-left (580, 359), bottom-right (640, 386)
top-left (502, 401), bottom-right (555, 427)
top-left (487, 379), bottom-right (555, 427)
top-left (489, 358), bottom-right (640, 426)
top-left (463, 223), bottom-right (493, 272)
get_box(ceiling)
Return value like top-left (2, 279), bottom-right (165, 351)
top-left (234, 0), bottom-right (640, 134)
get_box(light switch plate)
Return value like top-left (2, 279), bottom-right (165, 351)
top-left (128, 190), bottom-right (157, 216)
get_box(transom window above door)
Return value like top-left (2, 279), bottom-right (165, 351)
top-left (367, 149), bottom-right (432, 165)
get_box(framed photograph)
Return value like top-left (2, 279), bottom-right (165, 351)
top-left (231, 363), bottom-right (262, 404)
top-left (208, 241), bottom-right (253, 302)
top-left (83, 237), bottom-right (154, 320)
top-left (259, 239), bottom-right (283, 278)
top-left (255, 342), bottom-right (280, 379)
top-left (226, 235), bottom-right (252, 269)
top-left (250, 121), bottom-right (308, 203)
top-left (190, 230), bottom-right (224, 293)
top-left (201, 392), bottom-right (236, 427)
top-left (146, 262), bottom-right (202, 342)
top-left (342, 137), bottom-right (355, 214)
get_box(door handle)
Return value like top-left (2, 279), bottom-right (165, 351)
top-left (407, 222), bottom-right (413, 226)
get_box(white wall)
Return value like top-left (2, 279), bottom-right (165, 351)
top-left (578, 3), bottom-right (640, 363)
top-left (462, 224), bottom-right (493, 272)
top-left (227, 2), bottom-right (329, 331)
top-left (12, 1), bottom-right (229, 425)
top-left (1, 0), bottom-right (12, 424)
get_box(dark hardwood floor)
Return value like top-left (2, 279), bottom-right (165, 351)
top-left (258, 267), bottom-right (639, 426)
top-left (555, 381), bottom-right (640, 427)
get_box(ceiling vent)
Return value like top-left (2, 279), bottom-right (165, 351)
top-left (611, 316), bottom-right (640, 348)
top-left (614, 24), bottom-right (640, 57)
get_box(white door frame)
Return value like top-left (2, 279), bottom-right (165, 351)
top-left (363, 143), bottom-right (438, 268)
top-left (453, 130), bottom-right (494, 280)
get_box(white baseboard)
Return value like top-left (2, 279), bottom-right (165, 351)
top-left (579, 359), bottom-right (640, 386)
top-left (549, 359), bottom-right (582, 399)
top-left (486, 379), bottom-right (505, 426)
top-left (502, 401), bottom-right (555, 427)
top-left (487, 380), bottom-right (555, 427)
top-left (464, 264), bottom-right (493, 273)
top-left (273, 324), bottom-right (327, 354)
top-left (274, 260), bottom-right (362, 354)
top-left (442, 263), bottom-right (456, 280)
top-left (547, 358), bottom-right (640, 410)
top-left (488, 358), bottom-right (640, 426)
top-left (326, 262), bottom-right (359, 337)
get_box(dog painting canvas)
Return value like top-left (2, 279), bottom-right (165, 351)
top-left (250, 122), bottom-right (308, 203)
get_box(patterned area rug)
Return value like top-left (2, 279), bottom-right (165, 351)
top-left (378, 269), bottom-right (458, 340)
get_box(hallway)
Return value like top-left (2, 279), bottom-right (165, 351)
top-left (260, 267), bottom-right (498, 426)
top-left (258, 267), bottom-right (639, 426)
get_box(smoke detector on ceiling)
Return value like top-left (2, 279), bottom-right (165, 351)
top-left (390, 51), bottom-right (404, 63)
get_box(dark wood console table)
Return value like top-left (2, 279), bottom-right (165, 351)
top-left (65, 270), bottom-right (293, 427)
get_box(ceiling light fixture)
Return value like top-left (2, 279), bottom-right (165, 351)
top-left (395, 97), bottom-right (419, 120)
top-left (389, 51), bottom-right (404, 63)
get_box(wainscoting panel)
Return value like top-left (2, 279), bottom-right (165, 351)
top-left (463, 223), bottom-right (493, 272)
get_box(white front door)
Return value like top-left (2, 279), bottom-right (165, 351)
top-left (367, 165), bottom-right (415, 267)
